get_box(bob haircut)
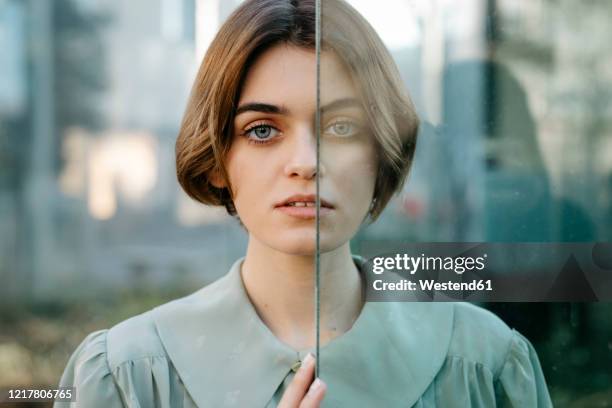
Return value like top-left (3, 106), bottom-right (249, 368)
top-left (176, 0), bottom-right (419, 222)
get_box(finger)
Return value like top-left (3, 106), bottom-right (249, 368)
top-left (278, 353), bottom-right (316, 407)
top-left (299, 378), bottom-right (327, 408)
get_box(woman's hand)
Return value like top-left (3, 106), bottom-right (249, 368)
top-left (278, 353), bottom-right (327, 408)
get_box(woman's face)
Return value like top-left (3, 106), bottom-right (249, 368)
top-left (223, 44), bottom-right (377, 255)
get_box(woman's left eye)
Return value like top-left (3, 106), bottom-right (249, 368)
top-left (324, 120), bottom-right (361, 137)
top-left (243, 124), bottom-right (280, 144)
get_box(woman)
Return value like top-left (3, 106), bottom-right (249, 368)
top-left (56, 0), bottom-right (552, 407)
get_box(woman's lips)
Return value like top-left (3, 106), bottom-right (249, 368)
top-left (274, 194), bottom-right (335, 219)
top-left (275, 203), bottom-right (333, 219)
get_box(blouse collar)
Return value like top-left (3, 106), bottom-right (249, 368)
top-left (152, 257), bottom-right (454, 407)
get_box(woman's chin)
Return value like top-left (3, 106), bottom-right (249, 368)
top-left (269, 238), bottom-right (317, 256)
top-left (266, 235), bottom-right (349, 256)
top-left (251, 222), bottom-right (354, 256)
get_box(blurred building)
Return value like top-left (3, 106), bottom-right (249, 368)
top-left (0, 0), bottom-right (246, 301)
top-left (354, 0), bottom-right (611, 247)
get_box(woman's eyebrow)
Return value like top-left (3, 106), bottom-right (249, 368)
top-left (235, 102), bottom-right (289, 116)
top-left (235, 98), bottom-right (362, 116)
top-left (320, 97), bottom-right (362, 114)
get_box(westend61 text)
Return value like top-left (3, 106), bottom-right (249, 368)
top-left (373, 279), bottom-right (493, 292)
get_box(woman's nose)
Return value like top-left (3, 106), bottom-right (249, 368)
top-left (283, 128), bottom-right (325, 179)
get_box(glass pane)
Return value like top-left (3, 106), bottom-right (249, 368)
top-left (317, 0), bottom-right (612, 405)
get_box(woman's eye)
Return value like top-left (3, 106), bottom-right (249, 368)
top-left (324, 120), bottom-right (361, 137)
top-left (243, 124), bottom-right (280, 143)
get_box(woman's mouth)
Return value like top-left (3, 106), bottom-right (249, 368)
top-left (285, 202), bottom-right (315, 207)
top-left (275, 195), bottom-right (334, 219)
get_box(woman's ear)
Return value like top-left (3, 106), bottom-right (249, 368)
top-left (209, 168), bottom-right (227, 189)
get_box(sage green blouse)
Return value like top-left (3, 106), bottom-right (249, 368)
top-left (55, 257), bottom-right (552, 407)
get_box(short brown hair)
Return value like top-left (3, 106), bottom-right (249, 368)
top-left (175, 0), bottom-right (419, 222)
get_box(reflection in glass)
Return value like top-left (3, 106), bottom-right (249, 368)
top-left (318, 0), bottom-right (611, 405)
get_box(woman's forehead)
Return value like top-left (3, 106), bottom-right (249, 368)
top-left (237, 44), bottom-right (359, 112)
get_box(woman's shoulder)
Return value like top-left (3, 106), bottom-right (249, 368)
top-left (384, 301), bottom-right (517, 374)
top-left (447, 302), bottom-right (516, 371)
top-left (385, 301), bottom-right (539, 373)
top-left (445, 302), bottom-right (550, 393)
top-left (105, 309), bottom-right (168, 368)
top-left (55, 294), bottom-right (205, 407)
top-left (105, 273), bottom-right (233, 367)
top-left (61, 289), bottom-right (202, 370)
top-left (58, 308), bottom-right (170, 380)
top-left (62, 267), bottom-right (238, 377)
top-left (56, 311), bottom-right (192, 408)
top-left (441, 303), bottom-right (553, 406)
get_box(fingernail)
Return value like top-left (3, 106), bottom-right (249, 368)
top-left (308, 378), bottom-right (323, 394)
top-left (302, 353), bottom-right (314, 367)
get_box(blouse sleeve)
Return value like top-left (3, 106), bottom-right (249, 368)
top-left (494, 330), bottom-right (553, 408)
top-left (54, 330), bottom-right (125, 408)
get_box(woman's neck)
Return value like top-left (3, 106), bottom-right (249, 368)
top-left (240, 237), bottom-right (364, 351)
